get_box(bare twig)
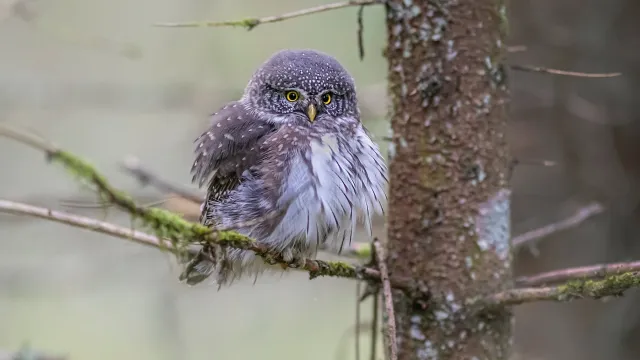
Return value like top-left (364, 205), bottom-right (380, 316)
top-left (355, 281), bottom-right (362, 360)
top-left (370, 291), bottom-right (379, 360)
top-left (0, 124), bottom-right (425, 298)
top-left (509, 64), bottom-right (621, 78)
top-left (372, 238), bottom-right (397, 360)
top-left (516, 260), bottom-right (640, 287)
top-left (154, 0), bottom-right (381, 30)
top-left (120, 155), bottom-right (203, 204)
top-left (356, 5), bottom-right (365, 60)
top-left (476, 271), bottom-right (640, 309)
top-left (0, 199), bottom-right (186, 252)
top-left (512, 202), bottom-right (604, 249)
top-left (334, 321), bottom-right (374, 360)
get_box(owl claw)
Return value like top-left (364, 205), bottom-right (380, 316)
top-left (178, 245), bottom-right (218, 285)
top-left (288, 255), bottom-right (307, 269)
top-left (282, 248), bottom-right (294, 262)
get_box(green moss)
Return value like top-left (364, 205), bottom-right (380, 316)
top-left (308, 260), bottom-right (358, 279)
top-left (239, 18), bottom-right (260, 30)
top-left (559, 272), bottom-right (640, 300)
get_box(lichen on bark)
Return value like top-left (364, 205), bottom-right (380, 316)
top-left (385, 0), bottom-right (512, 359)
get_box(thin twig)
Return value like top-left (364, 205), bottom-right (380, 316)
top-left (154, 0), bottom-right (381, 30)
top-left (370, 290), bottom-right (379, 360)
top-left (372, 239), bottom-right (397, 360)
top-left (334, 321), bottom-right (374, 360)
top-left (120, 155), bottom-right (203, 204)
top-left (355, 281), bottom-right (362, 360)
top-left (356, 5), bottom-right (365, 60)
top-left (512, 202), bottom-right (605, 249)
top-left (0, 124), bottom-right (425, 298)
top-left (475, 271), bottom-right (640, 309)
top-left (516, 260), bottom-right (640, 287)
top-left (0, 199), bottom-right (189, 253)
top-left (509, 64), bottom-right (621, 78)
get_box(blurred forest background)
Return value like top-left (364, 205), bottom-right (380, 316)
top-left (0, 0), bottom-right (638, 359)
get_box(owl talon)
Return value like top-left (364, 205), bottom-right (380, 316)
top-left (178, 246), bottom-right (218, 285)
top-left (290, 256), bottom-right (307, 269)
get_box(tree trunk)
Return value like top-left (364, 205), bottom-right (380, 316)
top-left (385, 1), bottom-right (513, 359)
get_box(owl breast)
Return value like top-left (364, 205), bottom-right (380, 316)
top-left (260, 125), bottom-right (387, 256)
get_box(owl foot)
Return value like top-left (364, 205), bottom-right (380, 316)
top-left (179, 245), bottom-right (219, 285)
top-left (276, 248), bottom-right (306, 269)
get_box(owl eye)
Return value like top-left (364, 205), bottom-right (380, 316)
top-left (321, 93), bottom-right (332, 105)
top-left (285, 91), bottom-right (300, 102)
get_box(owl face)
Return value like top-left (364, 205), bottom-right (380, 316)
top-left (242, 49), bottom-right (359, 126)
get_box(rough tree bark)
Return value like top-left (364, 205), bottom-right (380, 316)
top-left (385, 1), bottom-right (512, 359)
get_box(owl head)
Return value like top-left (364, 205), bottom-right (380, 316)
top-left (241, 49), bottom-right (359, 126)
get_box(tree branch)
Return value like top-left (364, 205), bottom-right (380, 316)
top-left (0, 199), bottom-right (186, 253)
top-left (509, 64), bottom-right (621, 78)
top-left (153, 0), bottom-right (382, 30)
top-left (475, 271), bottom-right (640, 309)
top-left (0, 124), bottom-right (425, 298)
top-left (372, 239), bottom-right (397, 360)
top-left (512, 202), bottom-right (604, 249)
top-left (516, 260), bottom-right (640, 287)
top-left (120, 155), bottom-right (203, 204)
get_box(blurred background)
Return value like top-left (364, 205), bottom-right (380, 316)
top-left (0, 0), bottom-right (637, 359)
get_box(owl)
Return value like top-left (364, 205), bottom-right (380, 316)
top-left (182, 49), bottom-right (388, 286)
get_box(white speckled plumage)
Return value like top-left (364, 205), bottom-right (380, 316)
top-left (184, 49), bottom-right (388, 286)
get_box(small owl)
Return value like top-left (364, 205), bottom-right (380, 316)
top-left (183, 49), bottom-right (388, 286)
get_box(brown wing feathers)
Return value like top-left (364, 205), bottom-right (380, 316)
top-left (191, 102), bottom-right (275, 218)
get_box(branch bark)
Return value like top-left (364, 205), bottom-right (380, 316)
top-left (153, 0), bottom-right (381, 29)
top-left (515, 260), bottom-right (640, 287)
top-left (120, 156), bottom-right (203, 204)
top-left (512, 202), bottom-right (604, 250)
top-left (373, 239), bottom-right (397, 360)
top-left (509, 64), bottom-right (621, 78)
top-left (0, 199), bottom-right (178, 251)
top-left (477, 271), bottom-right (640, 309)
top-left (385, 0), bottom-right (512, 358)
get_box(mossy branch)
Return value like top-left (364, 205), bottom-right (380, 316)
top-left (516, 260), bottom-right (640, 287)
top-left (473, 271), bottom-right (640, 310)
top-left (0, 124), bottom-right (423, 297)
top-left (153, 0), bottom-right (381, 30)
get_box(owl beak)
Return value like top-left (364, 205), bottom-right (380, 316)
top-left (306, 104), bottom-right (317, 122)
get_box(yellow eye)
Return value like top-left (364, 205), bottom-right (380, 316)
top-left (285, 91), bottom-right (299, 102)
top-left (321, 93), bottom-right (332, 105)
